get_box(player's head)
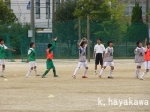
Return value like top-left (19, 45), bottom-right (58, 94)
top-left (136, 41), bottom-right (142, 47)
top-left (80, 41), bottom-right (85, 48)
top-left (0, 38), bottom-right (4, 44)
top-left (97, 38), bottom-right (102, 44)
top-left (147, 42), bottom-right (150, 48)
top-left (107, 41), bottom-right (113, 47)
top-left (48, 43), bottom-right (52, 48)
top-left (30, 42), bottom-right (35, 48)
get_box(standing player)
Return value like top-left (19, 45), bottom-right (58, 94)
top-left (72, 38), bottom-right (88, 79)
top-left (140, 38), bottom-right (150, 80)
top-left (134, 41), bottom-right (145, 79)
top-left (0, 39), bottom-right (16, 78)
top-left (93, 38), bottom-right (105, 75)
top-left (99, 41), bottom-right (114, 78)
top-left (42, 37), bottom-right (58, 78)
top-left (26, 42), bottom-right (40, 78)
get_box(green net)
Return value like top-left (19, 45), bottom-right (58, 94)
top-left (0, 18), bottom-right (148, 61)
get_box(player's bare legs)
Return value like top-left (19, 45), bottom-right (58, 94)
top-left (34, 66), bottom-right (40, 76)
top-left (99, 66), bottom-right (106, 78)
top-left (82, 67), bottom-right (88, 78)
top-left (135, 66), bottom-right (141, 78)
top-left (1, 65), bottom-right (5, 78)
top-left (26, 67), bottom-right (33, 78)
top-left (108, 66), bottom-right (114, 79)
top-left (140, 69), bottom-right (149, 80)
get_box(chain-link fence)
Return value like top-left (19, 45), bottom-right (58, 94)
top-left (0, 19), bottom-right (148, 61)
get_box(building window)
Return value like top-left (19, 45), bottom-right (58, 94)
top-left (36, 0), bottom-right (40, 19)
top-left (124, 1), bottom-right (146, 16)
top-left (46, 0), bottom-right (50, 19)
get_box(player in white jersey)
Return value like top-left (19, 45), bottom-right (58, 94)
top-left (99, 41), bottom-right (114, 78)
top-left (72, 38), bottom-right (88, 79)
top-left (134, 41), bottom-right (145, 79)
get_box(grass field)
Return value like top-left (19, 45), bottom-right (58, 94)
top-left (0, 59), bottom-right (150, 112)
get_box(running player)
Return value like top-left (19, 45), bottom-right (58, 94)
top-left (25, 42), bottom-right (40, 78)
top-left (99, 41), bottom-right (114, 78)
top-left (134, 41), bottom-right (145, 79)
top-left (0, 38), bottom-right (16, 78)
top-left (72, 38), bottom-right (88, 79)
top-left (42, 37), bottom-right (58, 78)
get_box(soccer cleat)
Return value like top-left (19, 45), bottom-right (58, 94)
top-left (72, 75), bottom-right (76, 79)
top-left (99, 75), bottom-right (101, 78)
top-left (36, 74), bottom-right (40, 77)
top-left (1, 75), bottom-right (6, 78)
top-left (108, 76), bottom-right (113, 79)
top-left (42, 76), bottom-right (46, 78)
top-left (139, 78), bottom-right (144, 80)
top-left (135, 76), bottom-right (139, 79)
top-left (82, 76), bottom-right (88, 78)
top-left (94, 72), bottom-right (97, 75)
top-left (54, 75), bottom-right (59, 77)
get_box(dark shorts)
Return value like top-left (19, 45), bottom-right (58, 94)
top-left (95, 53), bottom-right (103, 65)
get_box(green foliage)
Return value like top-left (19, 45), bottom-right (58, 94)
top-left (0, 0), bottom-right (17, 23)
top-left (53, 0), bottom-right (78, 56)
top-left (126, 2), bottom-right (148, 42)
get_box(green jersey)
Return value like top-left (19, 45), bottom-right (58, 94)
top-left (0, 45), bottom-right (7, 59)
top-left (28, 48), bottom-right (36, 61)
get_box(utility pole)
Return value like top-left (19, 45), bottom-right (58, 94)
top-left (146, 0), bottom-right (149, 39)
top-left (30, 0), bottom-right (35, 43)
top-left (87, 15), bottom-right (90, 62)
top-left (52, 0), bottom-right (55, 38)
top-left (48, 5), bottom-right (50, 29)
top-left (78, 18), bottom-right (81, 41)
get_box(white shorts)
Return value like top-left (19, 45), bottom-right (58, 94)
top-left (29, 61), bottom-right (36, 68)
top-left (136, 62), bottom-right (143, 66)
top-left (145, 61), bottom-right (150, 70)
top-left (0, 59), bottom-right (5, 65)
top-left (103, 62), bottom-right (114, 67)
top-left (77, 62), bottom-right (88, 68)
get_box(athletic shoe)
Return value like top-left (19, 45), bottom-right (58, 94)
top-left (139, 78), bottom-right (144, 80)
top-left (54, 75), bottom-right (59, 77)
top-left (1, 75), bottom-right (6, 78)
top-left (135, 76), bottom-right (139, 79)
top-left (99, 75), bottom-right (101, 78)
top-left (82, 76), bottom-right (88, 78)
top-left (94, 72), bottom-right (97, 75)
top-left (42, 76), bottom-right (46, 78)
top-left (36, 74), bottom-right (40, 77)
top-left (72, 75), bottom-right (76, 79)
top-left (108, 76), bottom-right (113, 79)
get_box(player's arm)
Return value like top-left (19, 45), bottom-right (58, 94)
top-left (93, 45), bottom-right (96, 59)
top-left (103, 48), bottom-right (107, 60)
top-left (7, 48), bottom-right (16, 52)
top-left (50, 37), bottom-right (57, 51)
top-left (78, 38), bottom-right (84, 47)
top-left (103, 45), bottom-right (106, 58)
top-left (145, 38), bottom-right (148, 47)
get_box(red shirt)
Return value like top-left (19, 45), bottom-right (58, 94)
top-left (144, 48), bottom-right (150, 61)
top-left (46, 49), bottom-right (53, 60)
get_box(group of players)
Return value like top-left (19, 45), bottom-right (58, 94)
top-left (0, 37), bottom-right (149, 80)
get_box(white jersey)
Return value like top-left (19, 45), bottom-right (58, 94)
top-left (134, 47), bottom-right (145, 63)
top-left (104, 47), bottom-right (114, 62)
top-left (79, 45), bottom-right (87, 62)
top-left (94, 44), bottom-right (105, 54)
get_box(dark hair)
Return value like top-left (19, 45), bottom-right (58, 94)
top-left (147, 42), bottom-right (150, 46)
top-left (0, 38), bottom-right (4, 42)
top-left (80, 41), bottom-right (85, 47)
top-left (48, 43), bottom-right (52, 48)
top-left (97, 38), bottom-right (102, 41)
top-left (30, 42), bottom-right (34, 47)
top-left (107, 41), bottom-right (113, 46)
top-left (136, 41), bottom-right (142, 46)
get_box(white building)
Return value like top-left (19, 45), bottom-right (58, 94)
top-left (10, 0), bottom-right (64, 29)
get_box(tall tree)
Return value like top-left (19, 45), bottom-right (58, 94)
top-left (126, 2), bottom-right (148, 42)
top-left (53, 0), bottom-right (78, 56)
top-left (0, 0), bottom-right (17, 23)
